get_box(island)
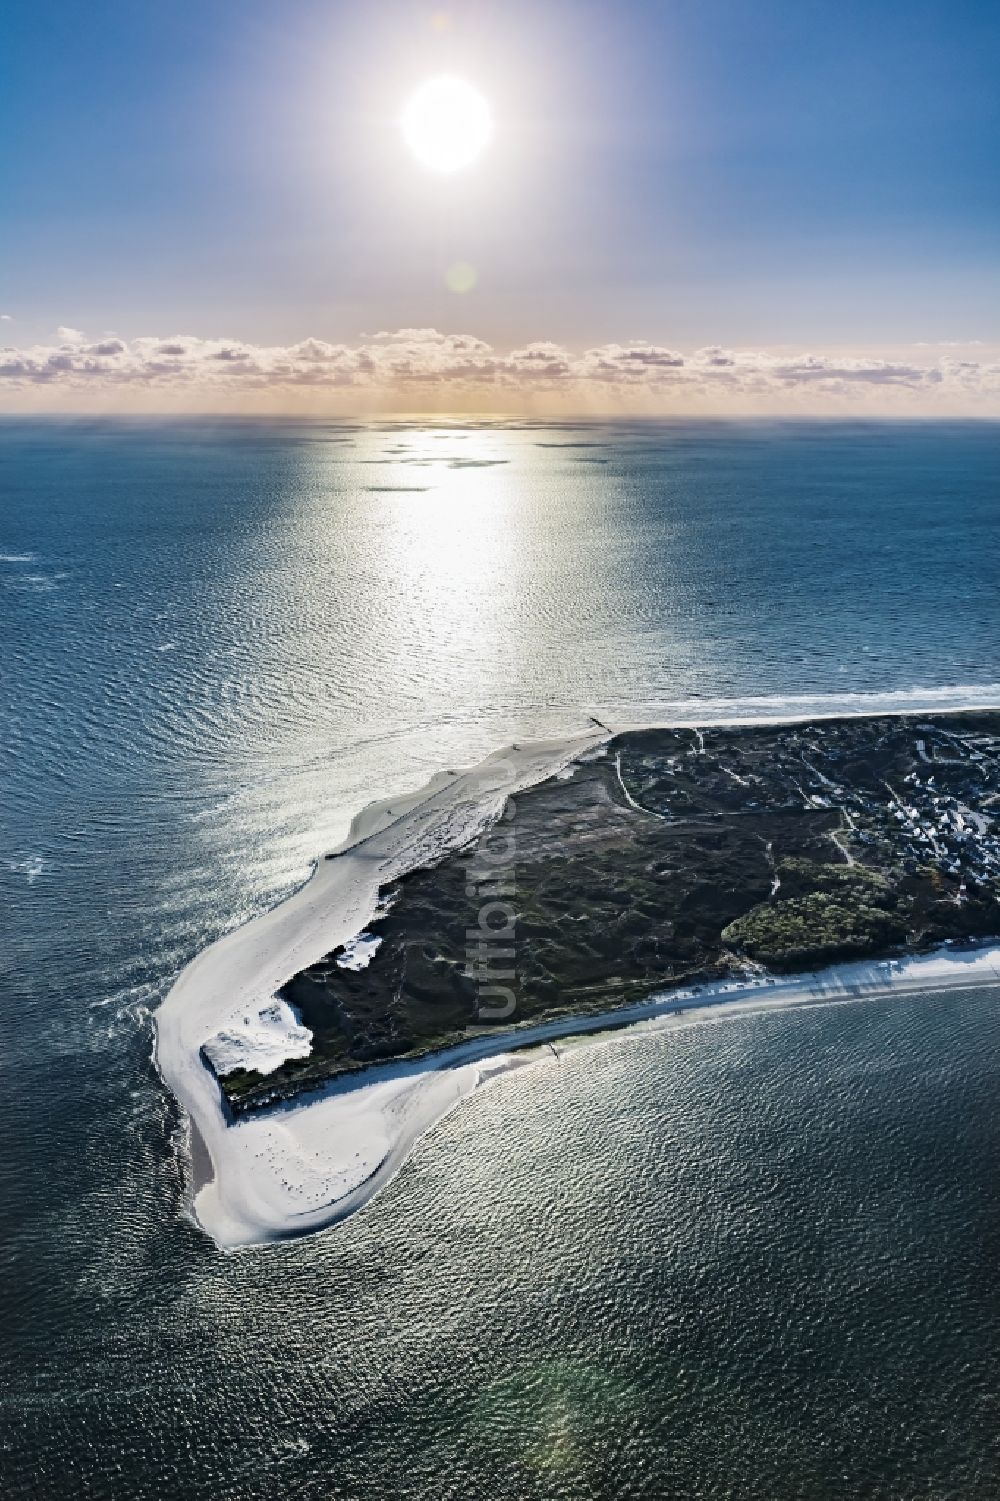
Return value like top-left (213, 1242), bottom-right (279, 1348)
top-left (208, 711), bottom-right (1000, 1116)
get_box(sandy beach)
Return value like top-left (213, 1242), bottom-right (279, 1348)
top-left (155, 715), bottom-right (1000, 1249)
top-left (155, 732), bottom-right (606, 1246)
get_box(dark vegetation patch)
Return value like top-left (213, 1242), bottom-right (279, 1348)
top-left (217, 713), bottom-right (1000, 1112)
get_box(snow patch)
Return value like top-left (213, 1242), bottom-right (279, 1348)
top-left (334, 889), bottom-right (398, 970)
top-left (336, 932), bottom-right (383, 970)
top-left (203, 999), bottom-right (312, 1078)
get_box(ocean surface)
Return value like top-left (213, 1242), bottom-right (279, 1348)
top-left (2, 417), bottom-right (999, 1498)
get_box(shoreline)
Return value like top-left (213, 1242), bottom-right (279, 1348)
top-left (155, 732), bottom-right (607, 1246)
top-left (154, 699), bottom-right (1000, 1249)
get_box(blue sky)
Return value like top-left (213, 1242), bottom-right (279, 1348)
top-left (1, 0), bottom-right (998, 410)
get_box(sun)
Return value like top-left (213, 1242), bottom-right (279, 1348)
top-left (400, 76), bottom-right (493, 174)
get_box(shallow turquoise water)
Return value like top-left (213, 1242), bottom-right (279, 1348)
top-left (2, 418), bottom-right (999, 1498)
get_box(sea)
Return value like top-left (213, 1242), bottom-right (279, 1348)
top-left (2, 418), bottom-right (999, 1499)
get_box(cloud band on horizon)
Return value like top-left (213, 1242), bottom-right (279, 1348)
top-left (1, 327), bottom-right (997, 414)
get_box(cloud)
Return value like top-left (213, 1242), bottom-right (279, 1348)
top-left (0, 327), bottom-right (997, 413)
top-left (0, 314), bottom-right (12, 321)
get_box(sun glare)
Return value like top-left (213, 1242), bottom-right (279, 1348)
top-left (400, 76), bottom-right (493, 174)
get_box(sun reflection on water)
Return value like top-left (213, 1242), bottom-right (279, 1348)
top-left (358, 427), bottom-right (522, 703)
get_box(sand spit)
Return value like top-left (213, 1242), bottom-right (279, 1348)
top-left (155, 706), bottom-right (1000, 1249)
top-left (155, 733), bottom-right (606, 1247)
